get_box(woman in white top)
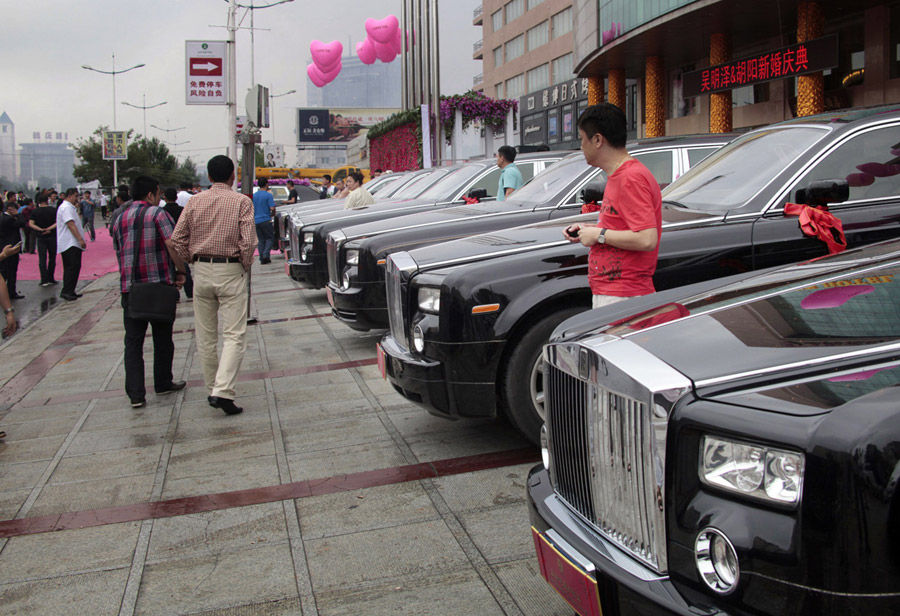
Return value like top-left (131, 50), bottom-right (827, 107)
top-left (344, 172), bottom-right (376, 210)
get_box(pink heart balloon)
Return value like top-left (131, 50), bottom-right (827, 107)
top-left (307, 61), bottom-right (342, 87)
top-left (356, 38), bottom-right (377, 65)
top-left (365, 15), bottom-right (399, 45)
top-left (374, 41), bottom-right (397, 63)
top-left (392, 28), bottom-right (402, 54)
top-left (310, 40), bottom-right (343, 72)
top-left (307, 64), bottom-right (327, 88)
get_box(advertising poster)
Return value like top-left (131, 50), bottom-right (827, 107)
top-left (102, 131), bottom-right (128, 160)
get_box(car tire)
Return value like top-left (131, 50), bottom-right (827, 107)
top-left (501, 307), bottom-right (586, 444)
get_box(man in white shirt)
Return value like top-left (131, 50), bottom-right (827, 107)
top-left (56, 188), bottom-right (86, 301)
top-left (344, 172), bottom-right (375, 210)
top-left (176, 183), bottom-right (192, 208)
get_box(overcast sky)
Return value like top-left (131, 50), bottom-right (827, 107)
top-left (0, 0), bottom-right (480, 165)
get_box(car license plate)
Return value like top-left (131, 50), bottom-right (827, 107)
top-left (532, 528), bottom-right (603, 616)
top-left (376, 343), bottom-right (386, 379)
top-left (325, 286), bottom-right (334, 308)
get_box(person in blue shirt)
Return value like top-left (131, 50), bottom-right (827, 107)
top-left (496, 145), bottom-right (523, 201)
top-left (252, 178), bottom-right (276, 264)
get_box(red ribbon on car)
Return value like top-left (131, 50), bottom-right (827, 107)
top-left (784, 202), bottom-right (847, 255)
top-left (581, 201), bottom-right (602, 214)
top-left (463, 196), bottom-right (480, 204)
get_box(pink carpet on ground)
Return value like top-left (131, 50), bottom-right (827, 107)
top-left (18, 226), bottom-right (120, 281)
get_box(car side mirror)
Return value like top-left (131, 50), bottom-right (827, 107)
top-left (581, 180), bottom-right (606, 204)
top-left (794, 179), bottom-right (850, 207)
top-left (467, 188), bottom-right (488, 200)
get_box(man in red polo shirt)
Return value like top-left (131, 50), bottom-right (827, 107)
top-left (564, 103), bottom-right (662, 308)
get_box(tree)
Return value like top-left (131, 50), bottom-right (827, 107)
top-left (73, 127), bottom-right (199, 188)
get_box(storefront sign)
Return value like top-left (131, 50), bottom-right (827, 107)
top-left (683, 34), bottom-right (838, 97)
top-left (296, 107), bottom-right (398, 144)
top-left (522, 114), bottom-right (546, 146)
top-left (520, 79), bottom-right (589, 148)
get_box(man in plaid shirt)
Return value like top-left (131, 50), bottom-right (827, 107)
top-left (112, 175), bottom-right (188, 408)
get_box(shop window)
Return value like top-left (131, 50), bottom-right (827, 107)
top-left (670, 65), bottom-right (698, 118)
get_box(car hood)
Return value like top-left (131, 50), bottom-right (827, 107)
top-left (575, 243), bottom-right (900, 403)
top-left (406, 203), bottom-right (719, 272)
top-left (297, 197), bottom-right (438, 228)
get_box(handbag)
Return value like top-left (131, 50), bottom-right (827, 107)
top-left (126, 205), bottom-right (179, 322)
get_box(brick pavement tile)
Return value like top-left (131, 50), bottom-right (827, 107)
top-left (0, 488), bottom-right (32, 519)
top-left (404, 422), bottom-right (531, 463)
top-left (492, 558), bottom-right (576, 616)
top-left (0, 521), bottom-right (141, 581)
top-left (295, 482), bottom-right (438, 540)
top-left (167, 435), bottom-right (277, 477)
top-left (174, 413), bottom-right (273, 443)
top-left (285, 441), bottom-right (407, 484)
top-left (65, 424), bottom-right (169, 456)
top-left (0, 459), bottom-right (49, 492)
top-left (134, 543), bottom-right (296, 616)
top-left (0, 415), bottom-right (81, 440)
top-left (282, 414), bottom-right (393, 455)
top-left (181, 597), bottom-right (303, 615)
top-left (160, 455), bottom-right (281, 501)
top-left (273, 397), bottom-right (374, 424)
top-left (0, 434), bottom-right (66, 464)
top-left (81, 405), bottom-right (174, 432)
top-left (146, 502), bottom-right (288, 562)
top-left (456, 503), bottom-right (536, 565)
top-left (433, 463), bottom-right (532, 513)
top-left (0, 568), bottom-right (130, 615)
top-left (48, 445), bottom-right (164, 484)
top-left (304, 520), bottom-right (469, 591)
top-left (28, 473), bottom-right (156, 518)
top-left (313, 569), bottom-right (505, 616)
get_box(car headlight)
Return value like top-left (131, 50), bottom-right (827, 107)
top-left (303, 232), bottom-right (315, 244)
top-left (346, 249), bottom-right (359, 266)
top-left (300, 244), bottom-right (312, 261)
top-left (411, 323), bottom-right (425, 352)
top-left (342, 271), bottom-right (351, 290)
top-left (417, 286), bottom-right (440, 314)
top-left (700, 436), bottom-right (804, 505)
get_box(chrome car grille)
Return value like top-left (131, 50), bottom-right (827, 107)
top-left (289, 224), bottom-right (299, 263)
top-left (386, 254), bottom-right (415, 351)
top-left (544, 339), bottom-right (690, 574)
top-left (327, 237), bottom-right (339, 285)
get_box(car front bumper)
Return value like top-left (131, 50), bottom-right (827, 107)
top-left (327, 281), bottom-right (388, 331)
top-left (286, 256), bottom-right (326, 288)
top-left (378, 333), bottom-right (500, 419)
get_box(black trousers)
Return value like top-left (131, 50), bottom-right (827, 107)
top-left (60, 246), bottom-right (82, 296)
top-left (122, 293), bottom-right (175, 400)
top-left (36, 235), bottom-right (57, 284)
top-left (0, 252), bottom-right (19, 296)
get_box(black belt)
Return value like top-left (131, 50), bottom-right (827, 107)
top-left (193, 255), bottom-right (240, 263)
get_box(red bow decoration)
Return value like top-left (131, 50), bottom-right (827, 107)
top-left (463, 196), bottom-right (480, 204)
top-left (784, 202), bottom-right (847, 254)
top-left (581, 201), bottom-right (601, 214)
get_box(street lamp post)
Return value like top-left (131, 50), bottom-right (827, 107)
top-left (122, 94), bottom-right (167, 138)
top-left (81, 53), bottom-right (146, 187)
top-left (268, 88), bottom-right (296, 143)
top-left (150, 123), bottom-right (186, 139)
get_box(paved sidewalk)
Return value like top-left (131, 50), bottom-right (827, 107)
top-left (0, 257), bottom-right (572, 615)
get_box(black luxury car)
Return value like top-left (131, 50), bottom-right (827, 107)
top-left (326, 136), bottom-right (730, 332)
top-left (529, 237), bottom-right (900, 615)
top-left (284, 151), bottom-right (566, 289)
top-left (378, 105), bottom-right (900, 441)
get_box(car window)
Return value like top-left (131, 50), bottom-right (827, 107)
top-left (509, 154), bottom-right (591, 203)
top-left (791, 124), bottom-right (900, 204)
top-left (686, 146), bottom-right (720, 168)
top-left (663, 126), bottom-right (828, 212)
top-left (465, 167), bottom-right (503, 198)
top-left (417, 165), bottom-right (484, 200)
top-left (391, 169), bottom-right (452, 199)
top-left (632, 150), bottom-right (673, 187)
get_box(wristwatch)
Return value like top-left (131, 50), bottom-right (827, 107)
top-left (3, 307), bottom-right (13, 315)
top-left (597, 228), bottom-right (608, 244)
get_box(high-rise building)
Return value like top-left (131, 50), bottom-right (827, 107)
top-left (0, 112), bottom-right (17, 182)
top-left (306, 53), bottom-right (401, 108)
top-left (19, 141), bottom-right (76, 190)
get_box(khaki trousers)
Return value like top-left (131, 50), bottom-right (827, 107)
top-left (192, 262), bottom-right (249, 400)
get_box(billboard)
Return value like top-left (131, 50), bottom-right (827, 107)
top-left (296, 108), bottom-right (399, 144)
top-left (102, 131), bottom-right (128, 160)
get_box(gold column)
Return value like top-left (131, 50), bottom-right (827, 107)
top-left (608, 69), bottom-right (625, 110)
top-left (709, 33), bottom-right (732, 133)
top-left (587, 76), bottom-right (604, 105)
top-left (645, 56), bottom-right (664, 137)
top-left (797, 2), bottom-right (824, 116)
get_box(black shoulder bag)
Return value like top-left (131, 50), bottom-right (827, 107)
top-left (126, 205), bottom-right (179, 322)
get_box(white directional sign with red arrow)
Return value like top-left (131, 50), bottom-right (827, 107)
top-left (185, 40), bottom-right (228, 105)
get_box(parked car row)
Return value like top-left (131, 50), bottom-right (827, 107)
top-left (277, 105), bottom-right (900, 615)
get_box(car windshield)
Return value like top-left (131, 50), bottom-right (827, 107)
top-left (507, 154), bottom-right (591, 202)
top-left (369, 175), bottom-right (404, 195)
top-left (662, 126), bottom-right (828, 212)
top-left (417, 164), bottom-right (485, 200)
top-left (390, 169), bottom-right (452, 199)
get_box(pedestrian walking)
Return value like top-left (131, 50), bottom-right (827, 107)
top-left (171, 155), bottom-right (257, 416)
top-left (252, 177), bottom-right (275, 264)
top-left (57, 187), bottom-right (86, 301)
top-left (111, 176), bottom-right (188, 408)
top-left (563, 103), bottom-right (662, 308)
top-left (98, 190), bottom-right (110, 223)
top-left (161, 187), bottom-right (192, 299)
top-left (0, 196), bottom-right (24, 299)
top-left (29, 191), bottom-right (57, 286)
top-left (80, 190), bottom-right (96, 241)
